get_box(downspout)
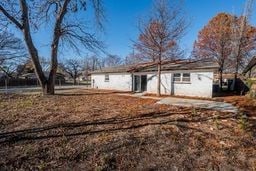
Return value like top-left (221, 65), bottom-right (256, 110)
top-left (131, 72), bottom-right (134, 92)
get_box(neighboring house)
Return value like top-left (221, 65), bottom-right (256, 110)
top-left (20, 72), bottom-right (65, 82)
top-left (91, 59), bottom-right (219, 98)
top-left (20, 73), bottom-right (38, 79)
top-left (0, 72), bottom-right (5, 80)
top-left (213, 73), bottom-right (237, 91)
top-left (244, 56), bottom-right (256, 79)
top-left (244, 57), bottom-right (256, 97)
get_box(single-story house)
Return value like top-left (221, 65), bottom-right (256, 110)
top-left (20, 72), bottom-right (65, 81)
top-left (91, 59), bottom-right (219, 98)
top-left (243, 56), bottom-right (256, 79)
top-left (213, 73), bottom-right (238, 91)
top-left (0, 72), bottom-right (5, 80)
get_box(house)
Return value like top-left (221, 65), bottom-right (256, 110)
top-left (243, 57), bottom-right (256, 98)
top-left (243, 56), bottom-right (256, 79)
top-left (213, 73), bottom-right (237, 91)
top-left (20, 72), bottom-right (65, 80)
top-left (91, 59), bottom-right (219, 98)
top-left (0, 72), bottom-right (5, 80)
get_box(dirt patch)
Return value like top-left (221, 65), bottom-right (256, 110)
top-left (0, 89), bottom-right (255, 170)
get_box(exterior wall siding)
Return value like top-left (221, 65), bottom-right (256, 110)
top-left (91, 73), bottom-right (132, 91)
top-left (173, 72), bottom-right (213, 98)
top-left (140, 71), bottom-right (213, 98)
top-left (91, 71), bottom-right (214, 98)
top-left (146, 73), bottom-right (173, 95)
top-left (248, 65), bottom-right (256, 78)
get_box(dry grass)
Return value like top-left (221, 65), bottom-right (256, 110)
top-left (0, 89), bottom-right (255, 170)
top-left (217, 95), bottom-right (256, 117)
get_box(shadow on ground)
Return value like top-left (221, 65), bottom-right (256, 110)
top-left (0, 110), bottom-right (252, 144)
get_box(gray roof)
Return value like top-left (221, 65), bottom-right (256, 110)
top-left (243, 56), bottom-right (256, 74)
top-left (0, 72), bottom-right (5, 78)
top-left (90, 58), bottom-right (219, 74)
top-left (90, 65), bottom-right (133, 74)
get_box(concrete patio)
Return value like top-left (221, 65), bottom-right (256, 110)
top-left (157, 97), bottom-right (238, 113)
top-left (119, 93), bottom-right (238, 113)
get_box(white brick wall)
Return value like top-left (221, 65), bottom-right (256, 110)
top-left (91, 73), bottom-right (132, 91)
top-left (173, 72), bottom-right (213, 98)
top-left (146, 73), bottom-right (173, 94)
top-left (91, 71), bottom-right (214, 98)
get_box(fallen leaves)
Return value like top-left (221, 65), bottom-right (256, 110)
top-left (0, 89), bottom-right (255, 170)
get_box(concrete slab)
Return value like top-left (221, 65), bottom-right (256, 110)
top-left (157, 97), bottom-right (238, 113)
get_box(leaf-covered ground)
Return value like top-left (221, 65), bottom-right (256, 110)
top-left (217, 95), bottom-right (256, 117)
top-left (0, 89), bottom-right (255, 170)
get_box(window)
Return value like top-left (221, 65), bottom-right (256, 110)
top-left (105, 74), bottom-right (109, 82)
top-left (174, 73), bottom-right (191, 83)
top-left (182, 73), bottom-right (191, 82)
top-left (173, 73), bottom-right (181, 82)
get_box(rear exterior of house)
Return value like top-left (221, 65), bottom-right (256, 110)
top-left (91, 59), bottom-right (219, 98)
top-left (244, 56), bottom-right (256, 78)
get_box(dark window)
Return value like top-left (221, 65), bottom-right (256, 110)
top-left (182, 73), bottom-right (191, 82)
top-left (174, 73), bottom-right (181, 82)
top-left (105, 74), bottom-right (109, 82)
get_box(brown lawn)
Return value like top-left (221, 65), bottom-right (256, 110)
top-left (0, 89), bottom-right (255, 170)
top-left (217, 95), bottom-right (256, 117)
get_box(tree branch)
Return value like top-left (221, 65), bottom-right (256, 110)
top-left (0, 5), bottom-right (23, 29)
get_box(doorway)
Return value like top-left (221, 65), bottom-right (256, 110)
top-left (133, 75), bottom-right (147, 92)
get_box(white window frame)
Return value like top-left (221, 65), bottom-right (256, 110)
top-left (182, 73), bottom-right (191, 82)
top-left (104, 74), bottom-right (109, 82)
top-left (173, 73), bottom-right (191, 83)
top-left (173, 73), bottom-right (181, 82)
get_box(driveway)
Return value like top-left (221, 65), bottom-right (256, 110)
top-left (157, 97), bottom-right (238, 113)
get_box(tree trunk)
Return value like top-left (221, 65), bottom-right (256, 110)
top-left (47, 0), bottom-right (70, 95)
top-left (219, 70), bottom-right (223, 92)
top-left (233, 61), bottom-right (239, 92)
top-left (157, 62), bottom-right (161, 96)
top-left (20, 0), bottom-right (48, 94)
top-left (73, 77), bottom-right (77, 85)
top-left (42, 81), bottom-right (55, 95)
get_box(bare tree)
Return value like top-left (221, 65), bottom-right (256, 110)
top-left (63, 58), bottom-right (82, 85)
top-left (39, 57), bottom-right (51, 72)
top-left (0, 31), bottom-right (27, 77)
top-left (135, 0), bottom-right (187, 96)
top-left (124, 50), bottom-right (143, 65)
top-left (83, 55), bottom-right (103, 71)
top-left (104, 54), bottom-right (122, 67)
top-left (231, 15), bottom-right (256, 91)
top-left (0, 0), bottom-right (104, 95)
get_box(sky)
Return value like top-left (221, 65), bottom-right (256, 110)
top-left (103, 0), bottom-right (251, 58)
top-left (20, 0), bottom-right (256, 60)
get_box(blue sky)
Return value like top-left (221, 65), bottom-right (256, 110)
top-left (19, 0), bottom-right (255, 60)
top-left (103, 0), bottom-right (251, 58)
